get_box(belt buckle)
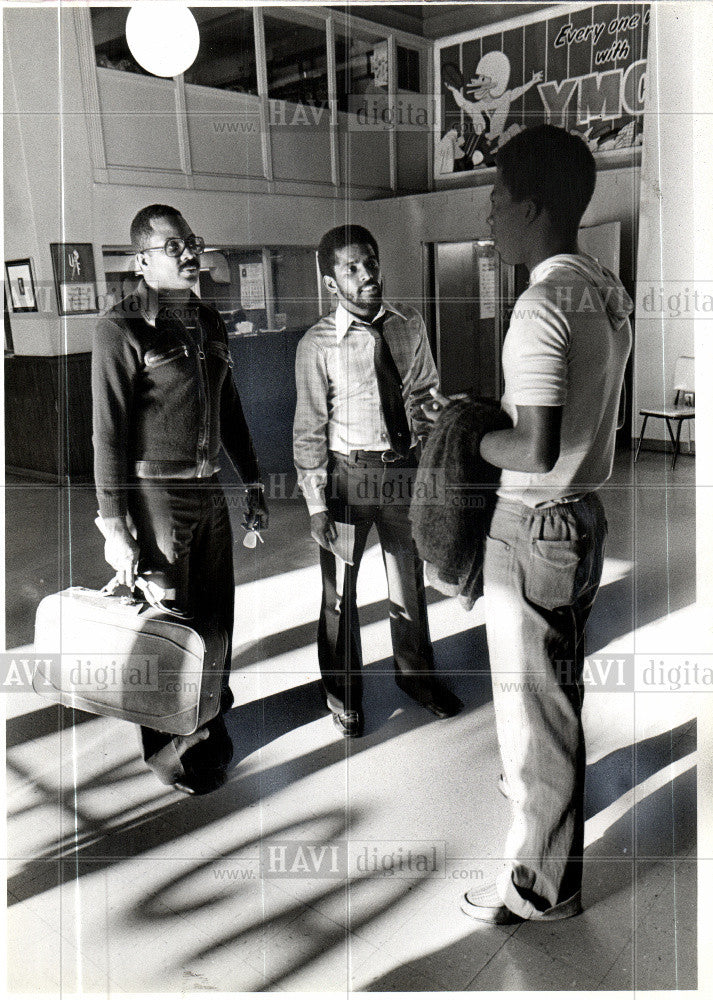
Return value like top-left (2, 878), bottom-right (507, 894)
top-left (381, 449), bottom-right (401, 464)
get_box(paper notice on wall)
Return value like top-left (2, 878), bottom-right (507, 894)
top-left (60, 282), bottom-right (96, 313)
top-left (371, 41), bottom-right (389, 88)
top-left (477, 255), bottom-right (496, 319)
top-left (239, 263), bottom-right (266, 309)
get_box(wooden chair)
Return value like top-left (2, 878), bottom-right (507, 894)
top-left (635, 355), bottom-right (695, 470)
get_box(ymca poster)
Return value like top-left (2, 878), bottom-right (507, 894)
top-left (435, 2), bottom-right (649, 178)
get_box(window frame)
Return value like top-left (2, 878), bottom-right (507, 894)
top-left (76, 4), bottom-right (434, 195)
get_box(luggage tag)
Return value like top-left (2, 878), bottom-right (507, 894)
top-left (100, 575), bottom-right (190, 618)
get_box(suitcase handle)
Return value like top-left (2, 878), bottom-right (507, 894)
top-left (100, 575), bottom-right (191, 618)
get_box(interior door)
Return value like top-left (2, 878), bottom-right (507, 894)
top-left (431, 239), bottom-right (511, 401)
top-left (429, 227), bottom-right (630, 446)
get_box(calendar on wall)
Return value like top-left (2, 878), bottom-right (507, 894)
top-left (239, 262), bottom-right (266, 310)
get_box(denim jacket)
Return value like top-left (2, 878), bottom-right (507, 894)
top-left (92, 281), bottom-right (260, 518)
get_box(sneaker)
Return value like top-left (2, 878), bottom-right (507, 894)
top-left (460, 883), bottom-right (522, 925)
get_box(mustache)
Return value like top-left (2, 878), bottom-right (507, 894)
top-left (179, 260), bottom-right (199, 271)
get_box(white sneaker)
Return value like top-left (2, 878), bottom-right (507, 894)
top-left (460, 882), bottom-right (521, 925)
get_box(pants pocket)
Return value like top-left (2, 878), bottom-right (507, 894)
top-left (525, 539), bottom-right (581, 610)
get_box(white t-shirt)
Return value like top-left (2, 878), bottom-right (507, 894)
top-left (498, 253), bottom-right (633, 507)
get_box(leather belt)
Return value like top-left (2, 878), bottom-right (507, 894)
top-left (345, 448), bottom-right (416, 466)
top-left (533, 493), bottom-right (589, 510)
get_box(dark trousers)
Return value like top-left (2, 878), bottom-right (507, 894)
top-left (318, 451), bottom-right (434, 714)
top-left (128, 476), bottom-right (234, 783)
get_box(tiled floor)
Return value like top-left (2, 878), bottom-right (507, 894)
top-left (4, 449), bottom-right (700, 992)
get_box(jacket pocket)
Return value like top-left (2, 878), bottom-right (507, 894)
top-left (144, 344), bottom-right (189, 369)
top-left (206, 341), bottom-right (231, 365)
top-left (525, 538), bottom-right (582, 610)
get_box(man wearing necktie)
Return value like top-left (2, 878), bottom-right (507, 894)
top-left (294, 225), bottom-right (463, 737)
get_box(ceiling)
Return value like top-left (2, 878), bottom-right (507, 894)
top-left (328, 3), bottom-right (555, 40)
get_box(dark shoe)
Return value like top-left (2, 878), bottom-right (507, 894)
top-left (460, 883), bottom-right (522, 925)
top-left (173, 766), bottom-right (228, 796)
top-left (332, 710), bottom-right (364, 738)
top-left (395, 676), bottom-right (463, 719)
top-left (181, 713), bottom-right (233, 773)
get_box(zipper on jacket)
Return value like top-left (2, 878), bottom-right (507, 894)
top-left (194, 344), bottom-right (211, 475)
top-left (145, 345), bottom-right (189, 369)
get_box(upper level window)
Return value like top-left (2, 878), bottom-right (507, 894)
top-left (91, 7), bottom-right (149, 76)
top-left (334, 29), bottom-right (388, 113)
top-left (184, 8), bottom-right (258, 94)
top-left (263, 12), bottom-right (329, 107)
top-left (397, 46), bottom-right (423, 93)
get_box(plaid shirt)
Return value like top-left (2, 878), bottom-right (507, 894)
top-left (293, 301), bottom-right (438, 514)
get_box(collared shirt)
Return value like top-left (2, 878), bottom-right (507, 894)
top-left (293, 300), bottom-right (438, 514)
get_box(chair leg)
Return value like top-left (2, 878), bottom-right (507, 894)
top-left (635, 415), bottom-right (648, 462)
top-left (672, 418), bottom-right (685, 470)
top-left (664, 417), bottom-right (678, 465)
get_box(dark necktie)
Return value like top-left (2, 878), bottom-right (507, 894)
top-left (370, 314), bottom-right (411, 458)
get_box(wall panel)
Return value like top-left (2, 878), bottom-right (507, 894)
top-left (185, 86), bottom-right (265, 177)
top-left (97, 69), bottom-right (182, 171)
top-left (5, 353), bottom-right (93, 480)
top-left (269, 100), bottom-right (333, 184)
top-left (337, 112), bottom-right (391, 191)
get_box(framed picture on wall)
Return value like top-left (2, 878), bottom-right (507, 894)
top-left (49, 242), bottom-right (98, 315)
top-left (5, 257), bottom-right (38, 312)
top-left (5, 304), bottom-right (15, 355)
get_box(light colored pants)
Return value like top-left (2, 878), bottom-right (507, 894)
top-left (483, 493), bottom-right (607, 919)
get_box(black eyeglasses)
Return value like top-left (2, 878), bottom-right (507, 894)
top-left (140, 236), bottom-right (205, 257)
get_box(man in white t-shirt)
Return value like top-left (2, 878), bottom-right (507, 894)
top-left (431, 125), bottom-right (632, 922)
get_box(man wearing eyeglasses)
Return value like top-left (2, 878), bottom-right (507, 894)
top-left (92, 204), bottom-right (268, 795)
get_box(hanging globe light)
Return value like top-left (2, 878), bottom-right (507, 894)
top-left (126, 3), bottom-right (200, 78)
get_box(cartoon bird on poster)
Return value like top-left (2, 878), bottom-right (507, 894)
top-left (444, 51), bottom-right (543, 166)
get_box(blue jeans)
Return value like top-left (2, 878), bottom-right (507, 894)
top-left (483, 493), bottom-right (607, 919)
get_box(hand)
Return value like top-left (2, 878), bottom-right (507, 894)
top-left (532, 70), bottom-right (544, 84)
top-left (102, 517), bottom-right (140, 588)
top-left (420, 387), bottom-right (468, 423)
top-left (244, 487), bottom-right (269, 531)
top-left (310, 511), bottom-right (338, 549)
